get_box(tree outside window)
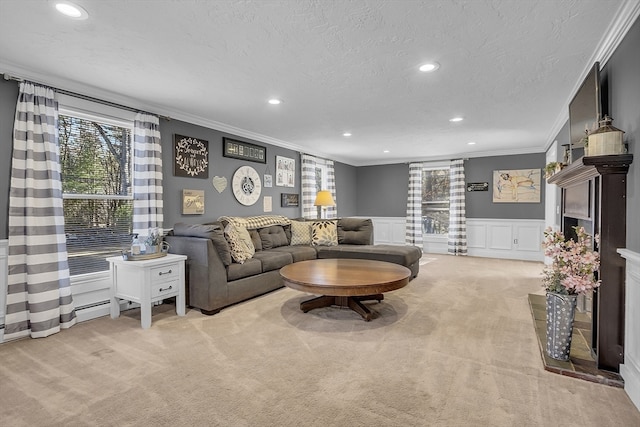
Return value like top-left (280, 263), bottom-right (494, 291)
top-left (422, 168), bottom-right (450, 234)
top-left (59, 114), bottom-right (133, 275)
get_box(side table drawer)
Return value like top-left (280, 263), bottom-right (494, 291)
top-left (151, 263), bottom-right (180, 282)
top-left (152, 280), bottom-right (179, 299)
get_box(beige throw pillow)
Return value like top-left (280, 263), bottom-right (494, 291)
top-left (290, 220), bottom-right (312, 245)
top-left (224, 223), bottom-right (255, 263)
top-left (311, 221), bottom-right (338, 246)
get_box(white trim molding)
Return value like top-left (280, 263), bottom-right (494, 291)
top-left (467, 218), bottom-right (545, 262)
top-left (0, 239), bottom-right (7, 342)
top-left (618, 248), bottom-right (640, 412)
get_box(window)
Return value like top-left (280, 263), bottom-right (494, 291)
top-left (59, 109), bottom-right (134, 275)
top-left (422, 168), bottom-right (450, 235)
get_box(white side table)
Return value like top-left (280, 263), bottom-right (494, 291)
top-left (107, 253), bottom-right (187, 329)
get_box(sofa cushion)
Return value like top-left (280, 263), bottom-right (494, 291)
top-left (252, 251), bottom-right (293, 272)
top-left (226, 258), bottom-right (262, 281)
top-left (258, 225), bottom-right (289, 250)
top-left (337, 218), bottom-right (373, 245)
top-left (224, 223), bottom-right (255, 264)
top-left (172, 222), bottom-right (232, 266)
top-left (311, 221), bottom-right (338, 246)
top-left (290, 220), bottom-right (312, 245)
top-left (249, 229), bottom-right (263, 251)
top-left (272, 245), bottom-right (318, 262)
top-left (316, 244), bottom-right (422, 267)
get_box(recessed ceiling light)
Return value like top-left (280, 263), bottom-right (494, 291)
top-left (449, 117), bottom-right (464, 122)
top-left (419, 62), bottom-right (440, 72)
top-left (55, 2), bottom-right (88, 19)
top-left (343, 132), bottom-right (352, 137)
top-left (468, 141), bottom-right (476, 145)
top-left (383, 150), bottom-right (390, 153)
top-left (268, 99), bottom-right (282, 105)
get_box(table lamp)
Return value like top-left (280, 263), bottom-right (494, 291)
top-left (314, 190), bottom-right (336, 219)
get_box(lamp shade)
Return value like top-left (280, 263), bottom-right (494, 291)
top-left (314, 190), bottom-right (336, 207)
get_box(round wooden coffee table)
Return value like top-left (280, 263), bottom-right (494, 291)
top-left (280, 258), bottom-right (411, 321)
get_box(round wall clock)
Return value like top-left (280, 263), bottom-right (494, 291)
top-left (232, 166), bottom-right (262, 206)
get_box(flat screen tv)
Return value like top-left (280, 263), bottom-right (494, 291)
top-left (569, 62), bottom-right (601, 149)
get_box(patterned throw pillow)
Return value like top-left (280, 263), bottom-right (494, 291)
top-left (224, 223), bottom-right (255, 263)
top-left (290, 220), bottom-right (312, 245)
top-left (311, 221), bottom-right (338, 246)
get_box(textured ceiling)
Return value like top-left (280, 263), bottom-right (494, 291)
top-left (0, 0), bottom-right (634, 165)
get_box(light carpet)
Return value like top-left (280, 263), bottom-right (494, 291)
top-left (1, 255), bottom-right (639, 426)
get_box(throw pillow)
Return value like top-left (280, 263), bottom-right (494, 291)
top-left (258, 225), bottom-right (289, 250)
top-left (290, 220), bottom-right (312, 245)
top-left (311, 221), bottom-right (338, 246)
top-left (224, 223), bottom-right (255, 264)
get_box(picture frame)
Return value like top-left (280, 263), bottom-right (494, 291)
top-left (182, 189), bottom-right (205, 214)
top-left (223, 137), bottom-right (266, 163)
top-left (281, 193), bottom-right (299, 207)
top-left (264, 174), bottom-right (273, 188)
top-left (174, 135), bottom-right (209, 178)
top-left (492, 169), bottom-right (541, 203)
top-left (276, 155), bottom-right (295, 187)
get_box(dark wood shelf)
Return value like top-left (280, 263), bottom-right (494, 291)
top-left (548, 154), bottom-right (633, 188)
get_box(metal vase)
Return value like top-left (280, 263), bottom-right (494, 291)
top-left (546, 292), bottom-right (578, 361)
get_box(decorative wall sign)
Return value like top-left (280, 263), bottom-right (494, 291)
top-left (182, 189), bottom-right (205, 215)
top-left (223, 137), bottom-right (266, 163)
top-left (174, 135), bottom-right (209, 178)
top-left (281, 193), bottom-right (299, 207)
top-left (276, 156), bottom-right (295, 187)
top-left (232, 166), bottom-right (262, 206)
top-left (263, 196), bottom-right (272, 212)
top-left (467, 182), bottom-right (489, 192)
top-left (212, 176), bottom-right (227, 193)
top-left (492, 169), bottom-right (541, 203)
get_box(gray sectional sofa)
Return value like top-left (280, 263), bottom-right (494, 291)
top-left (166, 216), bottom-right (422, 315)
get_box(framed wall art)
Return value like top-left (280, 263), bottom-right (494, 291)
top-left (492, 169), bottom-right (541, 203)
top-left (276, 156), bottom-right (295, 187)
top-left (223, 137), bottom-right (266, 163)
top-left (174, 134), bottom-right (209, 178)
top-left (281, 193), bottom-right (299, 207)
top-left (182, 189), bottom-right (205, 215)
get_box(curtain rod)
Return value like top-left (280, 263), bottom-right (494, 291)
top-left (3, 73), bottom-right (170, 121)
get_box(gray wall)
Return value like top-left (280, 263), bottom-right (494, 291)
top-left (356, 163), bottom-right (409, 217)
top-left (160, 118), bottom-right (358, 226)
top-left (160, 118), bottom-right (303, 226)
top-left (0, 79), bottom-right (18, 239)
top-left (600, 15), bottom-right (639, 252)
top-left (465, 153), bottom-right (546, 219)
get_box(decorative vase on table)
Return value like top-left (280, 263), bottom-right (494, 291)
top-left (545, 292), bottom-right (578, 361)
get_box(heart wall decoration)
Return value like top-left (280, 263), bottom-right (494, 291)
top-left (212, 176), bottom-right (227, 193)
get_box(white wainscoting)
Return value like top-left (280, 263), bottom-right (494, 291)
top-left (367, 217), bottom-right (407, 245)
top-left (618, 249), bottom-right (640, 412)
top-left (466, 218), bottom-right (544, 262)
top-left (0, 239), bottom-right (7, 343)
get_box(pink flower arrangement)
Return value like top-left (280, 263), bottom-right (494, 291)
top-left (542, 226), bottom-right (601, 295)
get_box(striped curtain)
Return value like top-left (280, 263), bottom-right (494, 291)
top-left (405, 163), bottom-right (423, 246)
top-left (301, 154), bottom-right (317, 219)
top-left (448, 159), bottom-right (467, 255)
top-left (132, 113), bottom-right (163, 236)
top-left (300, 154), bottom-right (337, 219)
top-left (5, 81), bottom-right (76, 340)
top-left (325, 160), bottom-right (337, 219)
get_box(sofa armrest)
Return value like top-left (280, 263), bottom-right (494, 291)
top-left (166, 235), bottom-right (228, 312)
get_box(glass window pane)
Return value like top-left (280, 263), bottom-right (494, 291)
top-left (59, 114), bottom-right (133, 275)
top-left (422, 169), bottom-right (450, 234)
